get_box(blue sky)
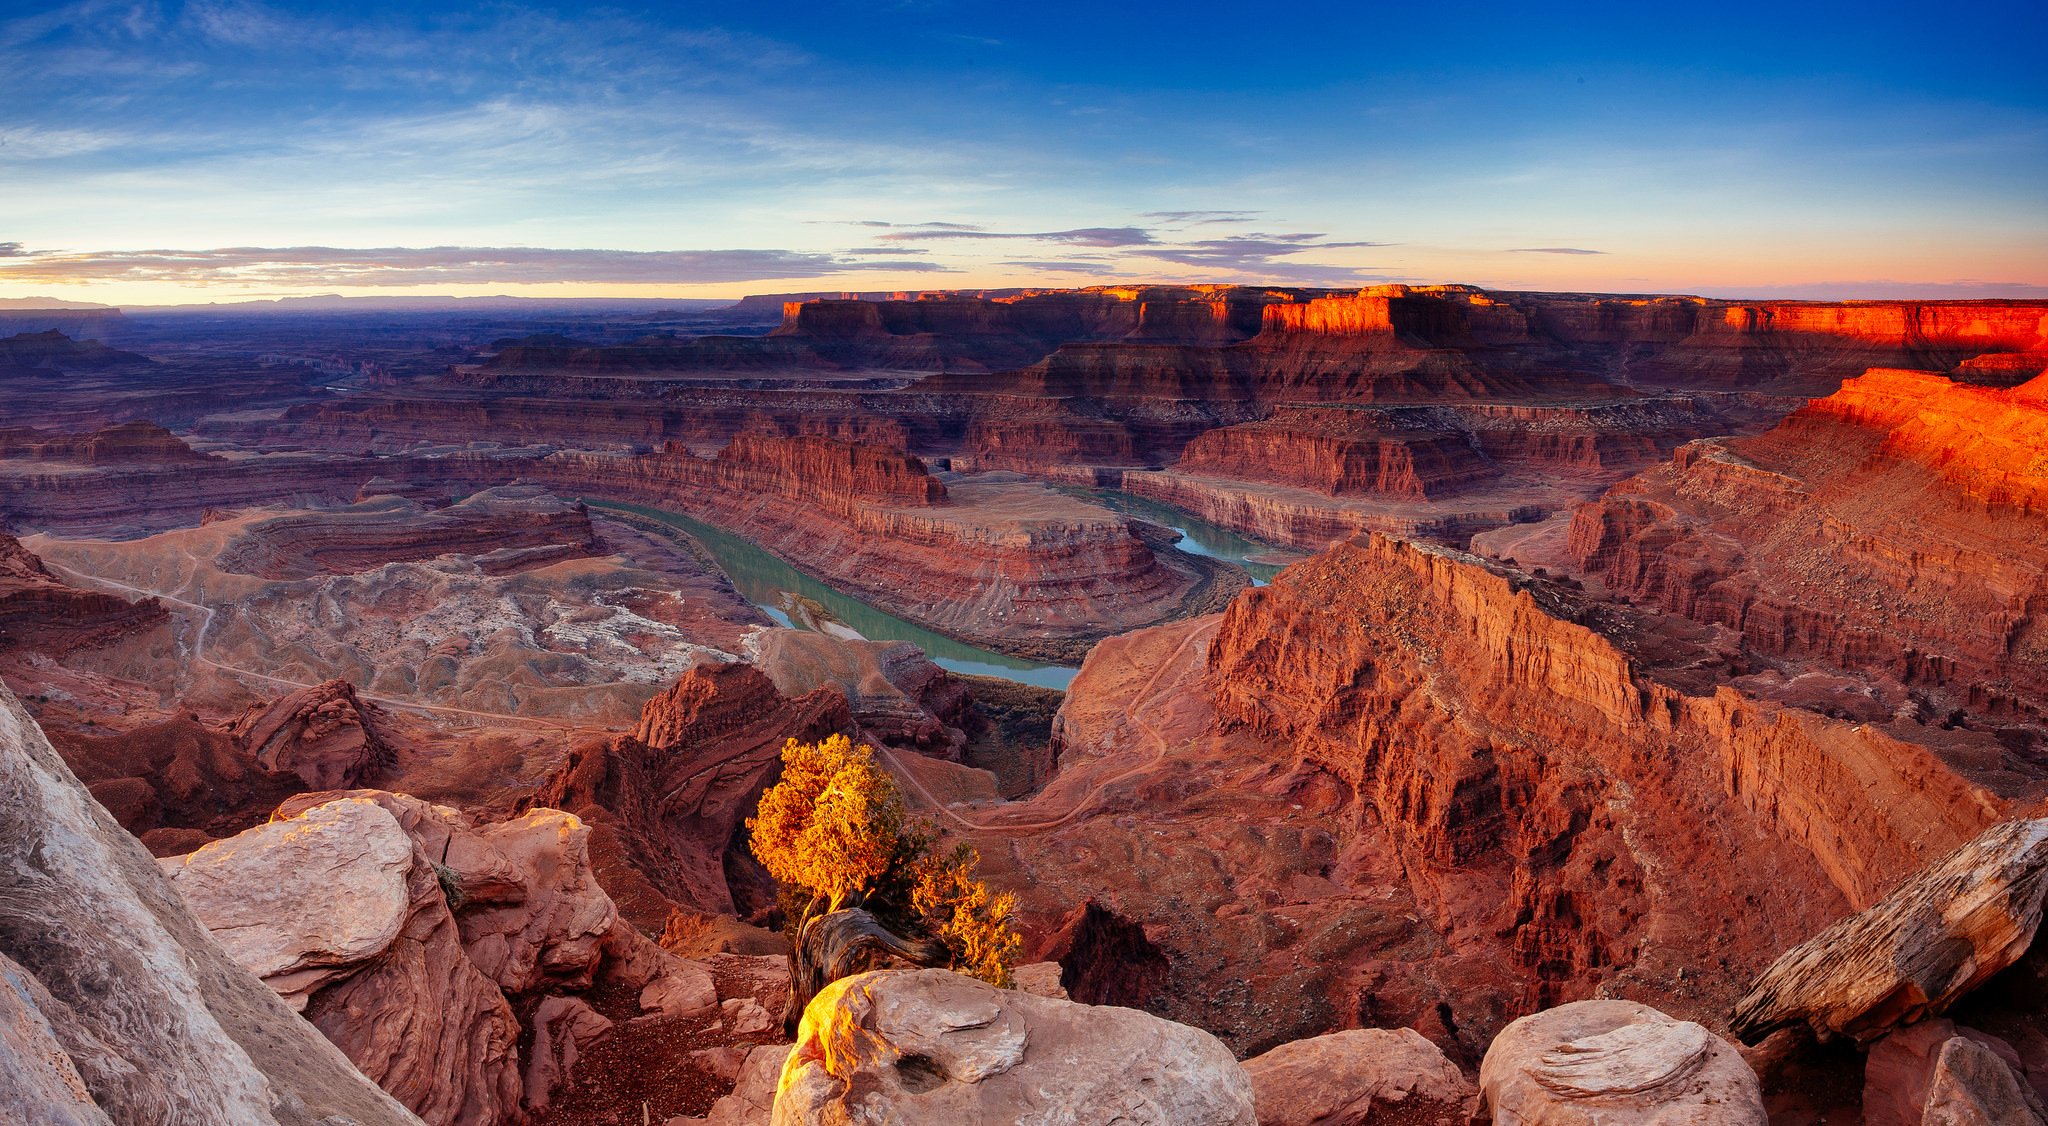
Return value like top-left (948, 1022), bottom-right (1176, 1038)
top-left (2, 0), bottom-right (2044, 303)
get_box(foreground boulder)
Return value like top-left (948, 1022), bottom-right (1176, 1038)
top-left (1478, 1000), bottom-right (1764, 1125)
top-left (1862, 1018), bottom-right (2047, 1126)
top-left (0, 680), bottom-right (421, 1125)
top-left (165, 796), bottom-right (523, 1125)
top-left (1732, 818), bottom-right (2048, 1045)
top-left (1243, 1027), bottom-right (1472, 1125)
top-left (773, 967), bottom-right (1255, 1125)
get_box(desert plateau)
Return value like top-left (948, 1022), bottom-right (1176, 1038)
top-left (3, 3), bottom-right (2046, 1125)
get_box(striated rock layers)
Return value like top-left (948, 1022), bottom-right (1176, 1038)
top-left (0, 679), bottom-right (422, 1126)
top-left (526, 660), bottom-right (854, 933)
top-left (1477, 1000), bottom-right (1765, 1125)
top-left (1731, 818), bottom-right (2048, 1045)
top-left (0, 529), bottom-right (165, 653)
top-left (1201, 534), bottom-right (2019, 1027)
top-left (1570, 368), bottom-right (2048, 728)
top-left (774, 968), bottom-right (1257, 1125)
top-left (226, 677), bottom-right (395, 791)
top-left (214, 486), bottom-right (601, 580)
top-left (498, 434), bottom-right (1201, 658)
top-left (170, 787), bottom-right (736, 1126)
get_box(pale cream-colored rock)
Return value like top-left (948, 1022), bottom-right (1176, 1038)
top-left (1923, 1037), bottom-right (2048, 1125)
top-left (1866, 1019), bottom-right (2047, 1126)
top-left (773, 968), bottom-right (1255, 1125)
top-left (672, 1044), bottom-right (788, 1126)
top-left (1012, 960), bottom-right (1069, 999)
top-left (1733, 819), bottom-right (2048, 1044)
top-left (522, 995), bottom-right (613, 1115)
top-left (1243, 1027), bottom-right (1472, 1125)
top-left (0, 679), bottom-right (421, 1126)
top-left (0, 949), bottom-right (117, 1126)
top-left (163, 797), bottom-right (414, 1010)
top-left (720, 996), bottom-right (778, 1037)
top-left (641, 962), bottom-right (719, 1018)
top-left (1478, 1000), bottom-right (1764, 1125)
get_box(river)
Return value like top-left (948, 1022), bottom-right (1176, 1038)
top-left (588, 491), bottom-right (1289, 692)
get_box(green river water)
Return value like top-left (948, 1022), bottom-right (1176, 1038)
top-left (589, 491), bottom-right (1287, 691)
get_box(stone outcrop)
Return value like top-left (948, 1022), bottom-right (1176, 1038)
top-left (1207, 533), bottom-right (2007, 1019)
top-left (0, 420), bottom-right (211, 464)
top-left (214, 486), bottom-right (600, 580)
top-left (0, 679), bottom-right (422, 1125)
top-left (167, 796), bottom-right (524, 1124)
top-left (1477, 1000), bottom-right (1765, 1124)
top-left (773, 968), bottom-right (1256, 1125)
top-left (162, 798), bottom-right (419, 1010)
top-left (747, 629), bottom-right (972, 756)
top-left (227, 678), bottom-right (394, 790)
top-left (0, 530), bottom-right (166, 653)
top-left (1731, 818), bottom-right (2048, 1045)
top-left (1569, 368), bottom-right (2048, 727)
top-left (170, 785), bottom-right (749, 1124)
top-left (1242, 1027), bottom-right (1473, 1125)
top-left (1861, 1017), bottom-right (2048, 1126)
top-left (530, 660), bottom-right (853, 930)
top-left (55, 714), bottom-right (303, 854)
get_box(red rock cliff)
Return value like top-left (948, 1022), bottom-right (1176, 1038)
top-left (1569, 368), bottom-right (2048, 723)
top-left (1207, 534), bottom-right (2010, 1010)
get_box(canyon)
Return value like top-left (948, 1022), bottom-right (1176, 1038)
top-left (1, 284), bottom-right (2045, 1124)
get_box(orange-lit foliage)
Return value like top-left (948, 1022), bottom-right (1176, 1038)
top-left (747, 734), bottom-right (1020, 986)
top-left (913, 841), bottom-right (1021, 988)
top-left (748, 734), bottom-right (904, 915)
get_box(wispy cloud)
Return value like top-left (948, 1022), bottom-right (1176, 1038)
top-left (1135, 232), bottom-right (1385, 270)
top-left (0, 245), bottom-right (950, 286)
top-left (0, 243), bottom-right (27, 258)
top-left (1141, 210), bottom-right (1261, 226)
top-left (878, 226), bottom-right (1158, 247)
top-left (1508, 247), bottom-right (1605, 255)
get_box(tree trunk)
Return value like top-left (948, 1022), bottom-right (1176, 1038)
top-left (784, 908), bottom-right (948, 1035)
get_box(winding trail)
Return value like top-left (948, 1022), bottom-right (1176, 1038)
top-left (42, 559), bottom-right (578, 731)
top-left (882, 618), bottom-right (1217, 836)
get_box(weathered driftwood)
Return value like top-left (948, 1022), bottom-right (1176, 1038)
top-left (1731, 818), bottom-right (2048, 1044)
top-left (783, 908), bottom-right (946, 1035)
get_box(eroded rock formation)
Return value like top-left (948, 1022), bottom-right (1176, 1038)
top-left (0, 680), bottom-right (421, 1125)
top-left (530, 660), bottom-right (853, 930)
top-left (1242, 1027), bottom-right (1472, 1125)
top-left (1731, 818), bottom-right (2048, 1045)
top-left (774, 968), bottom-right (1256, 1125)
top-left (1569, 368), bottom-right (2048, 730)
top-left (1477, 1000), bottom-right (1764, 1124)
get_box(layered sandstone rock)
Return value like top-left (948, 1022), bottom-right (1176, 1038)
top-left (1242, 1027), bottom-right (1472, 1125)
top-left (227, 678), bottom-right (394, 790)
top-left (1207, 534), bottom-right (2009, 1018)
top-left (57, 714), bottom-right (303, 851)
top-left (0, 420), bottom-right (213, 464)
top-left (0, 530), bottom-right (166, 652)
top-left (1177, 414), bottom-right (1500, 499)
top-left (531, 660), bottom-right (853, 930)
top-left (773, 968), bottom-right (1256, 1125)
top-left (1731, 818), bottom-right (2048, 1045)
top-left (747, 629), bottom-right (971, 757)
top-left (1477, 1000), bottom-right (1764, 1124)
top-left (1571, 368), bottom-right (2048, 729)
top-left (215, 486), bottom-right (601, 580)
top-left (167, 797), bottom-right (525, 1124)
top-left (500, 438), bottom-right (1201, 658)
top-left (0, 680), bottom-right (421, 1126)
